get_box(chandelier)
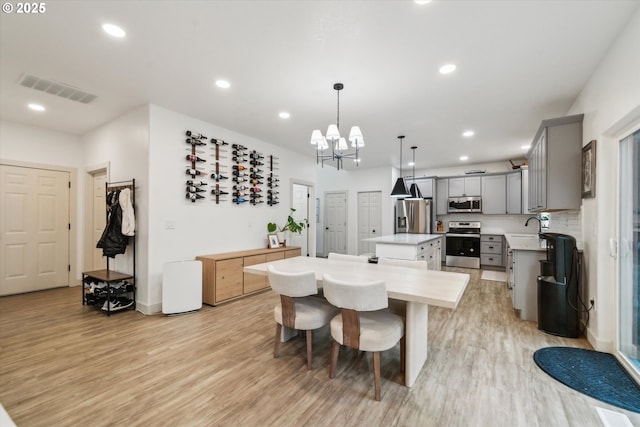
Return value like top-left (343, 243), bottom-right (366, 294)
top-left (309, 83), bottom-right (364, 170)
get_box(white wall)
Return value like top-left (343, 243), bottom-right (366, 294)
top-left (82, 105), bottom-right (151, 309)
top-left (146, 104), bottom-right (317, 313)
top-left (0, 119), bottom-right (84, 280)
top-left (567, 8), bottom-right (640, 351)
top-left (315, 165), bottom-right (394, 256)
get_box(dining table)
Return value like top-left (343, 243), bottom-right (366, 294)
top-left (243, 255), bottom-right (470, 387)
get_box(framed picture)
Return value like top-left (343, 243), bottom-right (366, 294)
top-left (582, 140), bottom-right (596, 198)
top-left (268, 233), bottom-right (280, 249)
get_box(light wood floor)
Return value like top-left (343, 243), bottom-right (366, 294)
top-left (1, 267), bottom-right (638, 426)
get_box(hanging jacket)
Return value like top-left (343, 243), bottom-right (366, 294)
top-left (119, 188), bottom-right (135, 237)
top-left (96, 190), bottom-right (129, 258)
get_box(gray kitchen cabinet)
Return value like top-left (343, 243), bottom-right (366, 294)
top-left (527, 114), bottom-right (583, 212)
top-left (481, 234), bottom-right (504, 267)
top-left (436, 179), bottom-right (448, 215)
top-left (448, 176), bottom-right (481, 197)
top-left (481, 174), bottom-right (506, 214)
top-left (413, 177), bottom-right (435, 198)
top-left (506, 171), bottom-right (522, 214)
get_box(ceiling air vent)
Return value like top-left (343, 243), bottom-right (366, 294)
top-left (18, 73), bottom-right (97, 104)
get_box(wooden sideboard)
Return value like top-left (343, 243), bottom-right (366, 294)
top-left (196, 246), bottom-right (301, 305)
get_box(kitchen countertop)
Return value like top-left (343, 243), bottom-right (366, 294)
top-left (504, 233), bottom-right (546, 251)
top-left (363, 233), bottom-right (443, 245)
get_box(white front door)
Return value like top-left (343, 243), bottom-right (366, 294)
top-left (357, 191), bottom-right (382, 255)
top-left (289, 183), bottom-right (309, 256)
top-left (325, 192), bottom-right (347, 255)
top-left (0, 165), bottom-right (70, 295)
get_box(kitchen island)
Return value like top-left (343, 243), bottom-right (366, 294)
top-left (364, 233), bottom-right (443, 270)
top-left (504, 233), bottom-right (546, 321)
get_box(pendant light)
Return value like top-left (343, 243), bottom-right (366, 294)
top-left (309, 83), bottom-right (364, 170)
top-left (391, 135), bottom-right (411, 197)
top-left (409, 146), bottom-right (423, 198)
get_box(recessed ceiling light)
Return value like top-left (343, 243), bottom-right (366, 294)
top-left (215, 79), bottom-right (231, 89)
top-left (460, 155), bottom-right (469, 161)
top-left (278, 112), bottom-right (290, 119)
top-left (439, 64), bottom-right (457, 74)
top-left (28, 103), bottom-right (45, 112)
top-left (415, 0), bottom-right (432, 4)
top-left (102, 23), bottom-right (126, 38)
top-left (521, 144), bottom-right (531, 150)
top-left (408, 161), bottom-right (415, 166)
top-left (462, 130), bottom-right (474, 138)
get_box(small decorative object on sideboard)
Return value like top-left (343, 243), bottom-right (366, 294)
top-left (581, 140), bottom-right (596, 199)
top-left (267, 233), bottom-right (280, 249)
top-left (267, 208), bottom-right (306, 247)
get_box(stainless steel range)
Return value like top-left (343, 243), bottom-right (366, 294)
top-left (446, 221), bottom-right (481, 269)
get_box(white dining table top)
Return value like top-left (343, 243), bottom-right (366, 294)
top-left (243, 256), bottom-right (470, 309)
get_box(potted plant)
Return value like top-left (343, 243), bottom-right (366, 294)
top-left (267, 208), bottom-right (305, 247)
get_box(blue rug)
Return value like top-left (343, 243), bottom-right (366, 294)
top-left (533, 346), bottom-right (640, 413)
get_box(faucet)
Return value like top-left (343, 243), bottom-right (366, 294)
top-left (525, 216), bottom-right (542, 235)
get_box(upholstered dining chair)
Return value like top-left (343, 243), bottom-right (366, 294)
top-left (322, 274), bottom-right (405, 401)
top-left (267, 265), bottom-right (337, 370)
top-left (377, 257), bottom-right (428, 269)
top-left (327, 252), bottom-right (369, 263)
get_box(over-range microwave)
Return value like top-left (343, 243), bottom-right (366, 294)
top-left (448, 196), bottom-right (482, 213)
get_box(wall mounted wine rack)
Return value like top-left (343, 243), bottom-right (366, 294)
top-left (183, 130), bottom-right (278, 207)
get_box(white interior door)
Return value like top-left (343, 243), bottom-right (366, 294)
top-left (289, 183), bottom-right (309, 256)
top-left (325, 192), bottom-right (347, 255)
top-left (0, 165), bottom-right (70, 295)
top-left (92, 170), bottom-right (107, 270)
top-left (358, 191), bottom-right (382, 255)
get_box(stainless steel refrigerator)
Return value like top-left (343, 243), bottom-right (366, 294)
top-left (395, 198), bottom-right (432, 234)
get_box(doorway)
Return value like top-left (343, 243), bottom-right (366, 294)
top-left (289, 182), bottom-right (311, 256)
top-left (618, 128), bottom-right (639, 378)
top-left (0, 164), bottom-right (70, 295)
top-left (324, 191), bottom-right (347, 255)
top-left (85, 167), bottom-right (108, 271)
top-left (357, 191), bottom-right (382, 255)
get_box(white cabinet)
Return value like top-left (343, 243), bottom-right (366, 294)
top-left (481, 174), bottom-right (506, 214)
top-left (527, 114), bottom-right (583, 212)
top-left (448, 176), bottom-right (481, 197)
top-left (506, 171), bottom-right (522, 214)
top-left (374, 237), bottom-right (442, 271)
top-left (507, 244), bottom-right (546, 321)
top-left (436, 179), bottom-right (448, 215)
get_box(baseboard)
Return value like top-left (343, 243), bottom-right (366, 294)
top-left (135, 301), bottom-right (162, 315)
top-left (585, 325), bottom-right (614, 352)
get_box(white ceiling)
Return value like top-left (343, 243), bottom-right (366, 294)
top-left (1, 0), bottom-right (637, 170)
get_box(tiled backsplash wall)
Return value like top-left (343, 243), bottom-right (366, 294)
top-left (437, 210), bottom-right (583, 248)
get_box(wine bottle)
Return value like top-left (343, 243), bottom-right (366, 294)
top-left (251, 180), bottom-right (263, 185)
top-left (186, 168), bottom-right (203, 176)
top-left (232, 144), bottom-right (247, 150)
top-left (250, 200), bottom-right (264, 205)
top-left (211, 189), bottom-right (229, 195)
top-left (250, 193), bottom-right (263, 198)
top-left (186, 186), bottom-right (206, 193)
top-left (251, 187), bottom-right (262, 193)
top-left (250, 161), bottom-right (264, 166)
top-left (232, 172), bottom-right (248, 177)
top-left (233, 197), bottom-right (249, 204)
top-left (186, 180), bottom-right (208, 186)
top-left (267, 200), bottom-right (279, 206)
top-left (233, 185), bottom-right (248, 190)
top-left (232, 165), bottom-right (247, 171)
top-left (186, 130), bottom-right (206, 139)
top-left (211, 173), bottom-right (229, 180)
top-left (267, 177), bottom-right (280, 182)
top-left (186, 192), bottom-right (205, 201)
top-left (232, 156), bottom-right (248, 163)
top-left (250, 152), bottom-right (264, 159)
top-left (235, 191), bottom-right (247, 197)
top-left (268, 190), bottom-right (279, 194)
top-left (186, 138), bottom-right (207, 146)
top-left (210, 138), bottom-right (228, 146)
top-left (186, 154), bottom-right (207, 162)
top-left (234, 177), bottom-right (247, 183)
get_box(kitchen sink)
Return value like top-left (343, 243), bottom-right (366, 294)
top-left (506, 233), bottom-right (547, 250)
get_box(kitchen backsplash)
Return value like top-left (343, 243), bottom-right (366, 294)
top-left (437, 210), bottom-right (583, 248)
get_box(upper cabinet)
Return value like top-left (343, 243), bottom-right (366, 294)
top-left (436, 179), bottom-right (448, 215)
top-left (506, 171), bottom-right (522, 214)
top-left (411, 177), bottom-right (435, 198)
top-left (449, 176), bottom-right (481, 197)
top-left (527, 114), bottom-right (583, 212)
top-left (481, 174), bottom-right (506, 214)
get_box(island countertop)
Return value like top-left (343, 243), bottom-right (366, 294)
top-left (363, 233), bottom-right (443, 245)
